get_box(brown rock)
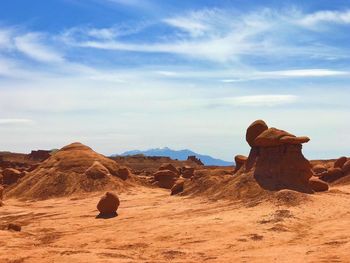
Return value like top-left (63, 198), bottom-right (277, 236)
top-left (312, 164), bottom-right (327, 174)
top-left (320, 168), bottom-right (344, 183)
top-left (97, 192), bottom-right (120, 215)
top-left (187, 156), bottom-right (204, 165)
top-left (85, 161), bottom-right (109, 179)
top-left (159, 163), bottom-right (179, 174)
top-left (309, 176), bottom-right (329, 192)
top-left (171, 178), bottom-right (185, 195)
top-left (342, 160), bottom-right (350, 174)
top-left (246, 120), bottom-right (268, 147)
top-left (2, 168), bottom-right (22, 185)
top-left (181, 166), bottom-right (194, 179)
top-left (116, 167), bottom-right (130, 180)
top-left (0, 185), bottom-right (3, 200)
top-left (280, 136), bottom-right (310, 144)
top-left (153, 170), bottom-right (178, 189)
top-left (334, 156), bottom-right (347, 168)
top-left (234, 155), bottom-right (248, 173)
top-left (254, 128), bottom-right (294, 147)
top-left (7, 223), bottom-right (21, 232)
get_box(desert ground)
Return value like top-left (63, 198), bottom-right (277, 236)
top-left (1, 184), bottom-right (350, 263)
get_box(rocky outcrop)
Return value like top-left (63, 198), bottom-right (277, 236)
top-left (97, 192), bottom-right (120, 215)
top-left (180, 166), bottom-right (194, 179)
top-left (235, 120), bottom-right (314, 193)
top-left (5, 142), bottom-right (132, 200)
top-left (29, 150), bottom-right (51, 161)
top-left (2, 168), bottom-right (23, 185)
top-left (159, 163), bottom-right (179, 175)
top-left (334, 157), bottom-right (347, 169)
top-left (171, 178), bottom-right (185, 195)
top-left (342, 160), bottom-right (350, 175)
top-left (187, 156), bottom-right (204, 166)
top-left (153, 170), bottom-right (178, 189)
top-left (309, 176), bottom-right (329, 192)
top-left (234, 155), bottom-right (247, 173)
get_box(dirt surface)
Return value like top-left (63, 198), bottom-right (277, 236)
top-left (1, 185), bottom-right (350, 263)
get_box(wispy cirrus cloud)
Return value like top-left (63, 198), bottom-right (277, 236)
top-left (14, 33), bottom-right (64, 63)
top-left (298, 9), bottom-right (350, 27)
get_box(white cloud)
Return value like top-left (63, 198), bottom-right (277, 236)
top-left (0, 118), bottom-right (33, 125)
top-left (298, 10), bottom-right (350, 26)
top-left (15, 33), bottom-right (64, 63)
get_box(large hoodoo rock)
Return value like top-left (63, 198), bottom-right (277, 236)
top-left (236, 120), bottom-right (314, 193)
top-left (97, 192), bottom-right (120, 215)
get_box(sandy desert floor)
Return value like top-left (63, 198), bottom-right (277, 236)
top-left (1, 185), bottom-right (350, 263)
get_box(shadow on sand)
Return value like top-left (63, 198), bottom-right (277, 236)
top-left (95, 212), bottom-right (118, 219)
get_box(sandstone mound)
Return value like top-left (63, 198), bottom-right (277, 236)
top-left (153, 170), bottom-right (178, 189)
top-left (181, 120), bottom-right (318, 205)
top-left (4, 142), bottom-right (133, 200)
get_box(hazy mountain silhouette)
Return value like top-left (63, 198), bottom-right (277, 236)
top-left (118, 147), bottom-right (233, 166)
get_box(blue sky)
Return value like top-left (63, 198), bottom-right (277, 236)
top-left (0, 0), bottom-right (349, 160)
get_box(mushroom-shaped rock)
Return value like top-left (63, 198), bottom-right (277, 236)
top-left (312, 164), bottom-right (327, 174)
top-left (97, 192), bottom-right (120, 215)
top-left (334, 157), bottom-right (347, 169)
top-left (309, 177), bottom-right (329, 192)
top-left (2, 168), bottom-right (23, 185)
top-left (280, 136), bottom-right (310, 144)
top-left (153, 170), bottom-right (178, 189)
top-left (246, 120), bottom-right (268, 147)
top-left (159, 163), bottom-right (179, 174)
top-left (85, 161), bottom-right (109, 179)
top-left (116, 167), bottom-right (130, 180)
top-left (181, 166), bottom-right (194, 179)
top-left (342, 160), bottom-right (350, 175)
top-left (254, 128), bottom-right (295, 147)
top-left (234, 155), bottom-right (248, 173)
top-left (320, 168), bottom-right (344, 183)
top-left (171, 178), bottom-right (185, 195)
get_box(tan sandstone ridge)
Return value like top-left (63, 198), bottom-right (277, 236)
top-left (4, 142), bottom-right (134, 200)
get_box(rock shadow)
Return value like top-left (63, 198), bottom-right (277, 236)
top-left (95, 212), bottom-right (118, 219)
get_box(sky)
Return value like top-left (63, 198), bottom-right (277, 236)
top-left (0, 0), bottom-right (349, 161)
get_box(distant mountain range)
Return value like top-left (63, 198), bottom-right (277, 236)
top-left (118, 147), bottom-right (233, 166)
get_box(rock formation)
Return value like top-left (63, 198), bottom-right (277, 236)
top-left (2, 168), bottom-right (23, 185)
top-left (171, 178), bottom-right (185, 195)
top-left (187, 156), bottom-right (204, 166)
top-left (234, 155), bottom-right (247, 174)
top-left (153, 170), bottom-right (179, 189)
top-left (334, 156), bottom-right (347, 169)
top-left (4, 142), bottom-right (133, 200)
top-left (235, 120), bottom-right (314, 193)
top-left (159, 163), bottom-right (179, 175)
top-left (97, 192), bottom-right (120, 216)
top-left (180, 166), bottom-right (194, 179)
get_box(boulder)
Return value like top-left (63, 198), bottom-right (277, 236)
top-left (246, 120), bottom-right (268, 147)
top-left (97, 192), bottom-right (120, 215)
top-left (234, 155), bottom-right (247, 173)
top-left (153, 170), bottom-right (178, 189)
top-left (116, 167), bottom-right (130, 180)
top-left (320, 168), bottom-right (344, 183)
top-left (85, 161), bottom-right (109, 179)
top-left (171, 179), bottom-right (185, 195)
top-left (159, 163), bottom-right (179, 174)
top-left (312, 164), bottom-right (327, 174)
top-left (2, 168), bottom-right (23, 185)
top-left (334, 157), bottom-right (347, 169)
top-left (309, 176), bottom-right (329, 192)
top-left (181, 166), bottom-right (194, 179)
top-left (342, 160), bottom-right (350, 175)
